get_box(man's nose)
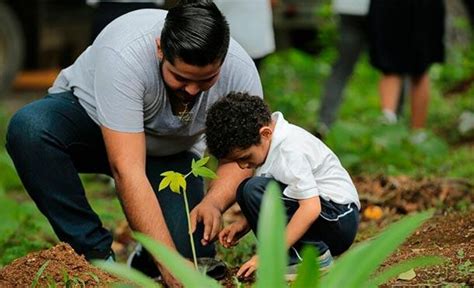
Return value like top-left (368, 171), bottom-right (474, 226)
top-left (184, 83), bottom-right (201, 96)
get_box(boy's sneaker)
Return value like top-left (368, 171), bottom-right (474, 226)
top-left (284, 249), bottom-right (333, 281)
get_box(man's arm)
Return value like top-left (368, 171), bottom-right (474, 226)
top-left (101, 126), bottom-right (175, 249)
top-left (190, 161), bottom-right (253, 245)
top-left (101, 127), bottom-right (183, 286)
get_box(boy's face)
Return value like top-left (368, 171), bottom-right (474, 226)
top-left (225, 126), bottom-right (273, 170)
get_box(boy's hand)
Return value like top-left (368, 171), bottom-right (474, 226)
top-left (237, 255), bottom-right (258, 278)
top-left (218, 218), bottom-right (250, 248)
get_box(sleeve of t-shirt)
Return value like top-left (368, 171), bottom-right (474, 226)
top-left (94, 47), bottom-right (146, 132)
top-left (223, 53), bottom-right (263, 98)
top-left (275, 151), bottom-right (319, 199)
top-left (240, 65), bottom-right (263, 98)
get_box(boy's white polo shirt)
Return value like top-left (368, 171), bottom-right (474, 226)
top-left (256, 112), bottom-right (360, 209)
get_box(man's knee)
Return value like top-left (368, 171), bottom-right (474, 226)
top-left (6, 107), bottom-right (45, 154)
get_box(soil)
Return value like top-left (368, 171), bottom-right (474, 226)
top-left (380, 211), bottom-right (474, 287)
top-left (0, 243), bottom-right (117, 287)
top-left (0, 176), bottom-right (472, 287)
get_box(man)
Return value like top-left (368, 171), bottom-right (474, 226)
top-left (5, 1), bottom-right (261, 286)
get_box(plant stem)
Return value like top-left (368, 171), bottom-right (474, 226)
top-left (182, 187), bottom-right (199, 270)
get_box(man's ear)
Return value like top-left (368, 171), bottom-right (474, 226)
top-left (259, 126), bottom-right (273, 140)
top-left (156, 38), bottom-right (163, 60)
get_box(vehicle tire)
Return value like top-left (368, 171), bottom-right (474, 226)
top-left (0, 2), bottom-right (24, 98)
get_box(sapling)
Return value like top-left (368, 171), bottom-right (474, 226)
top-left (158, 156), bottom-right (217, 269)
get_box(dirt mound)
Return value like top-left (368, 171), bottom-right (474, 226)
top-left (0, 243), bottom-right (117, 287)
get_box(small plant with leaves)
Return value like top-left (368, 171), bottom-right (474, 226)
top-left (157, 156), bottom-right (217, 269)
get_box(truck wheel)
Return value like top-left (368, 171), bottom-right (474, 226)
top-left (0, 2), bottom-right (24, 98)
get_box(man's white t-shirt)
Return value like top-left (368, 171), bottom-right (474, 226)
top-left (49, 9), bottom-right (262, 157)
top-left (256, 112), bottom-right (360, 209)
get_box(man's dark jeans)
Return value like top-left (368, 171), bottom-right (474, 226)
top-left (237, 177), bottom-right (359, 264)
top-left (5, 91), bottom-right (214, 260)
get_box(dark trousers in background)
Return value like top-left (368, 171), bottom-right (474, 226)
top-left (319, 14), bottom-right (407, 130)
top-left (236, 177), bottom-right (359, 264)
top-left (319, 14), bottom-right (368, 129)
top-left (5, 91), bottom-right (214, 260)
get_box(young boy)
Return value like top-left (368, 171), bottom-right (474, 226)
top-left (205, 92), bottom-right (360, 279)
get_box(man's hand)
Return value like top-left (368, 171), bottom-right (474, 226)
top-left (160, 267), bottom-right (182, 288)
top-left (219, 218), bottom-right (250, 248)
top-left (190, 201), bottom-right (222, 246)
top-left (237, 255), bottom-right (259, 278)
top-left (157, 258), bottom-right (194, 288)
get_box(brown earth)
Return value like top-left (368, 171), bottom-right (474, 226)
top-left (380, 211), bottom-right (474, 287)
top-left (0, 176), bottom-right (472, 287)
top-left (0, 243), bottom-right (117, 287)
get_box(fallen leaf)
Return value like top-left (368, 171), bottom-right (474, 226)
top-left (363, 205), bottom-right (383, 220)
top-left (398, 269), bottom-right (416, 281)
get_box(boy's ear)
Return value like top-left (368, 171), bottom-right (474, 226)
top-left (156, 38), bottom-right (163, 60)
top-left (259, 126), bottom-right (273, 140)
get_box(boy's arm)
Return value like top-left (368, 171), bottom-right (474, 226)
top-left (285, 196), bottom-right (321, 249)
top-left (190, 161), bottom-right (253, 245)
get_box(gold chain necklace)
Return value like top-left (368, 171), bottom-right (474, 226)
top-left (178, 102), bottom-right (193, 125)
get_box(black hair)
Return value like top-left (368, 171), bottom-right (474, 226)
top-left (161, 0), bottom-right (230, 66)
top-left (205, 92), bottom-right (272, 159)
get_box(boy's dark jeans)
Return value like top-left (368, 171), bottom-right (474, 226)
top-left (237, 177), bottom-right (359, 264)
top-left (5, 91), bottom-right (214, 260)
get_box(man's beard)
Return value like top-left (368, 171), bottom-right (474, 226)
top-left (159, 61), bottom-right (201, 105)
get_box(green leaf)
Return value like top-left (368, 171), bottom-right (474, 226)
top-left (256, 181), bottom-right (287, 288)
top-left (292, 246), bottom-right (320, 288)
top-left (31, 260), bottom-right (50, 288)
top-left (194, 157), bottom-right (210, 169)
top-left (93, 260), bottom-right (160, 287)
top-left (370, 256), bottom-right (445, 285)
top-left (159, 172), bottom-right (185, 194)
top-left (160, 171), bottom-right (175, 177)
top-left (158, 176), bottom-right (172, 191)
top-left (321, 210), bottom-right (434, 287)
top-left (397, 268), bottom-right (416, 280)
top-left (191, 157), bottom-right (213, 177)
top-left (134, 233), bottom-right (221, 288)
top-left (193, 167), bottom-right (218, 180)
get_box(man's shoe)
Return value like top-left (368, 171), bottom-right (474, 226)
top-left (127, 245), bottom-right (227, 280)
top-left (127, 244), bottom-right (160, 278)
top-left (197, 257), bottom-right (227, 280)
top-left (285, 249), bottom-right (333, 281)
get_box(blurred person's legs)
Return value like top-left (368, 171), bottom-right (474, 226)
top-left (318, 15), bottom-right (367, 133)
top-left (379, 74), bottom-right (402, 124)
top-left (410, 73), bottom-right (430, 129)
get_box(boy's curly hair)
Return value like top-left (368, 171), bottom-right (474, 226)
top-left (205, 92), bottom-right (272, 159)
